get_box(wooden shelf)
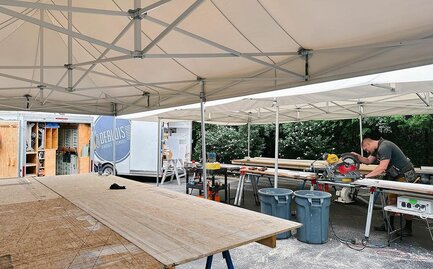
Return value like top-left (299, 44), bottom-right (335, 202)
top-left (26, 163), bottom-right (37, 167)
top-left (45, 128), bottom-right (58, 150)
top-left (26, 152), bottom-right (37, 155)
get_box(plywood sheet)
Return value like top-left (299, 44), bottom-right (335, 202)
top-left (0, 178), bottom-right (58, 205)
top-left (0, 121), bottom-right (19, 178)
top-left (0, 179), bottom-right (163, 269)
top-left (38, 174), bottom-right (301, 267)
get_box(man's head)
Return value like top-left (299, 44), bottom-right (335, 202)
top-left (362, 138), bottom-right (378, 154)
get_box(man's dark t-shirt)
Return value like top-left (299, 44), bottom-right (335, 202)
top-left (371, 139), bottom-right (410, 171)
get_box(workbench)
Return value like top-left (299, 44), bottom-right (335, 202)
top-left (185, 167), bottom-right (229, 202)
top-left (353, 179), bottom-right (433, 243)
top-left (234, 167), bottom-right (318, 206)
top-left (185, 164), bottom-right (241, 203)
top-left (26, 174), bottom-right (301, 268)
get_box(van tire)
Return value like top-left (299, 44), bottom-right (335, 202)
top-left (102, 164), bottom-right (115, 175)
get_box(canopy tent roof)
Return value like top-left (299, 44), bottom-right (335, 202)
top-left (2, 1), bottom-right (433, 115)
top-left (127, 80), bottom-right (433, 125)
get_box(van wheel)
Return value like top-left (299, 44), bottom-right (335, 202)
top-left (102, 164), bottom-right (114, 175)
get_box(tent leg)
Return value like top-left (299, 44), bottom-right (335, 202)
top-left (200, 80), bottom-right (208, 199)
top-left (274, 99), bottom-right (279, 188)
top-left (358, 104), bottom-right (364, 157)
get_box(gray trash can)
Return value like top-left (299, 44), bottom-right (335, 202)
top-left (258, 188), bottom-right (293, 239)
top-left (294, 190), bottom-right (331, 244)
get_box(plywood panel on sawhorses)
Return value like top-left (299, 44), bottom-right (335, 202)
top-left (38, 174), bottom-right (301, 268)
top-left (0, 177), bottom-right (164, 269)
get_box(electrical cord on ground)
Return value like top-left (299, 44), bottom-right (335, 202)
top-left (329, 219), bottom-right (366, 251)
top-left (330, 217), bottom-right (388, 250)
top-left (361, 238), bottom-right (387, 249)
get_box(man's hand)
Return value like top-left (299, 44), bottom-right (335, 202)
top-left (351, 152), bottom-right (360, 158)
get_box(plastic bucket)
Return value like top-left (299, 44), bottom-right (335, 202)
top-left (294, 190), bottom-right (331, 244)
top-left (258, 188), bottom-right (293, 239)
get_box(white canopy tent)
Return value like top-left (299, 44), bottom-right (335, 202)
top-left (1, 1), bottom-right (433, 115)
top-left (126, 77), bottom-right (433, 188)
top-left (3, 0), bottom-right (433, 194)
top-left (127, 79), bottom-right (433, 125)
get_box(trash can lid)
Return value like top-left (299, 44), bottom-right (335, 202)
top-left (258, 188), bottom-right (293, 196)
top-left (294, 190), bottom-right (331, 199)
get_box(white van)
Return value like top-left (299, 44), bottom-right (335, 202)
top-left (93, 116), bottom-right (192, 177)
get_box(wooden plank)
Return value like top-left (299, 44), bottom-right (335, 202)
top-left (256, 236), bottom-right (276, 248)
top-left (52, 128), bottom-right (58, 149)
top-left (79, 157), bottom-right (90, 174)
top-left (45, 128), bottom-right (52, 149)
top-left (0, 122), bottom-right (19, 179)
top-left (241, 167), bottom-right (317, 180)
top-left (38, 174), bottom-right (301, 267)
top-left (45, 149), bottom-right (56, 176)
top-left (232, 157), bottom-right (377, 173)
top-left (77, 124), bottom-right (91, 173)
top-left (0, 178), bottom-right (164, 269)
top-left (354, 179), bottom-right (433, 195)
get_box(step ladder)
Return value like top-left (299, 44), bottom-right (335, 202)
top-left (161, 159), bottom-right (186, 185)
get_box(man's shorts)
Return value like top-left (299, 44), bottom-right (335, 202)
top-left (388, 177), bottom-right (408, 201)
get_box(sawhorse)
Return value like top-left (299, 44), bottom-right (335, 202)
top-left (206, 250), bottom-right (234, 269)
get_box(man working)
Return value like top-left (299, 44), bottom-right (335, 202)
top-left (352, 137), bottom-right (416, 236)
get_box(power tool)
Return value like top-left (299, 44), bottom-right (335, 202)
top-left (321, 153), bottom-right (361, 182)
top-left (320, 153), bottom-right (361, 204)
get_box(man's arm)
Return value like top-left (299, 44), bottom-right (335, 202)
top-left (351, 152), bottom-right (376, 164)
top-left (365, 159), bottom-right (389, 178)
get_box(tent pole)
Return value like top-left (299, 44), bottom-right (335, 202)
top-left (67, 0), bottom-right (72, 91)
top-left (247, 120), bottom-right (251, 158)
top-left (200, 80), bottom-right (208, 199)
top-left (156, 117), bottom-right (161, 186)
top-left (274, 99), bottom-right (279, 188)
top-left (358, 103), bottom-right (364, 157)
top-left (359, 115), bottom-right (363, 157)
top-left (112, 103), bottom-right (117, 176)
top-left (134, 0), bottom-right (142, 53)
top-left (39, 8), bottom-right (44, 86)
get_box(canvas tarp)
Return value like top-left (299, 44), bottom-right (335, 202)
top-left (1, 1), bottom-right (433, 115)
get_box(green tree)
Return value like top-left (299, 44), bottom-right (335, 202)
top-left (190, 114), bottom-right (433, 166)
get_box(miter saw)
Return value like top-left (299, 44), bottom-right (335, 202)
top-left (321, 153), bottom-right (361, 182)
top-left (320, 153), bottom-right (361, 203)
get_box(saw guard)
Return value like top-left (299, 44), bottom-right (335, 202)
top-left (337, 163), bottom-right (357, 175)
top-left (336, 153), bottom-right (360, 175)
